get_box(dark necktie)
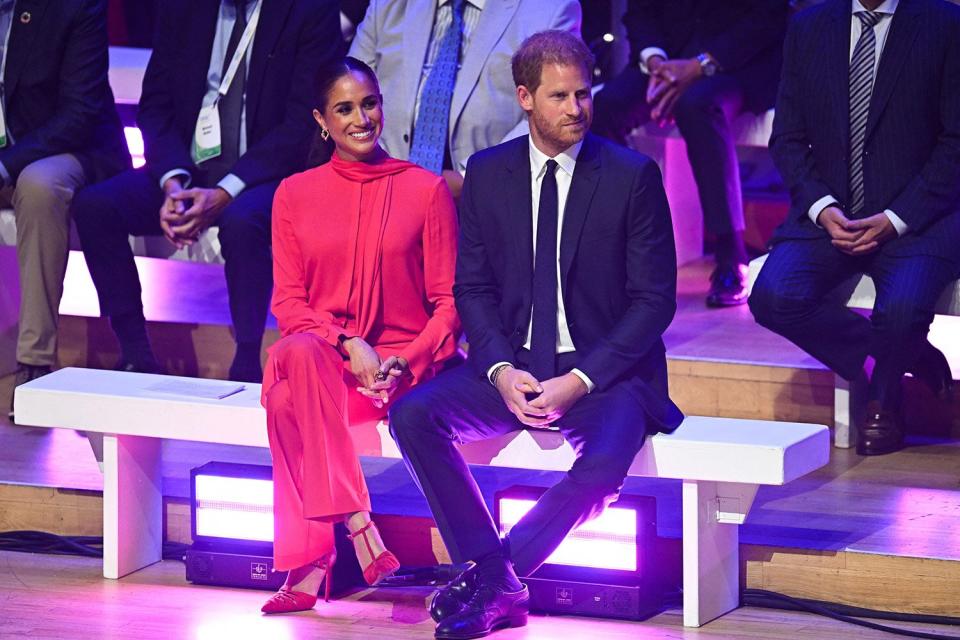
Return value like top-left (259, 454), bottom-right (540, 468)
top-left (408, 0), bottom-right (465, 174)
top-left (848, 11), bottom-right (881, 217)
top-left (207, 0), bottom-right (247, 181)
top-left (530, 159), bottom-right (559, 381)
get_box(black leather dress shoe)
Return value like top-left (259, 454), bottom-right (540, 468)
top-left (434, 584), bottom-right (529, 640)
top-left (706, 263), bottom-right (749, 308)
top-left (8, 363), bottom-right (52, 422)
top-left (430, 565), bottom-right (479, 622)
top-left (909, 343), bottom-right (954, 401)
top-left (857, 402), bottom-right (904, 456)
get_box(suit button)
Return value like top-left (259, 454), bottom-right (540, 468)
top-left (403, 133), bottom-right (410, 143)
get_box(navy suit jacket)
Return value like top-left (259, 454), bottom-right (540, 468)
top-left (454, 133), bottom-right (683, 432)
top-left (137, 0), bottom-right (341, 188)
top-left (0, 0), bottom-right (128, 182)
top-left (623, 0), bottom-right (789, 113)
top-left (770, 0), bottom-right (960, 261)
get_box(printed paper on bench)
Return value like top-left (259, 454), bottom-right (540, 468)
top-left (145, 379), bottom-right (246, 400)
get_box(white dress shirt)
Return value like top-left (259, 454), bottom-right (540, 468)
top-left (808, 0), bottom-right (908, 235)
top-left (486, 137), bottom-right (595, 392)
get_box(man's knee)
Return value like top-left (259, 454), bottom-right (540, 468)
top-left (218, 203), bottom-right (270, 251)
top-left (748, 275), bottom-right (812, 331)
top-left (388, 385), bottom-right (442, 443)
top-left (13, 163), bottom-right (77, 222)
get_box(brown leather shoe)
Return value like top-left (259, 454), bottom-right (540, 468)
top-left (856, 401), bottom-right (904, 456)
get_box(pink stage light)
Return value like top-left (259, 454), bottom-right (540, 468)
top-left (193, 473), bottom-right (274, 543)
top-left (497, 497), bottom-right (639, 571)
top-left (123, 126), bottom-right (146, 168)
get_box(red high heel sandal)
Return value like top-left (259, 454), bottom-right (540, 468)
top-left (261, 552), bottom-right (336, 614)
top-left (347, 521), bottom-right (400, 586)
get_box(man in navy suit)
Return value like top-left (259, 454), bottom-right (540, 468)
top-left (389, 30), bottom-right (682, 639)
top-left (72, 0), bottom-right (341, 381)
top-left (2, 0), bottom-right (128, 420)
top-left (750, 0), bottom-right (960, 455)
top-left (593, 0), bottom-right (789, 308)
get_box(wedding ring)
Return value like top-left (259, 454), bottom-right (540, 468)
top-left (374, 370), bottom-right (387, 382)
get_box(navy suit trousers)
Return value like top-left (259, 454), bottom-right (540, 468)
top-left (749, 236), bottom-right (959, 407)
top-left (72, 168), bottom-right (277, 346)
top-left (389, 358), bottom-right (649, 577)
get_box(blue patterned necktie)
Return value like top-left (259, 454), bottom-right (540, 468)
top-left (848, 11), bottom-right (881, 217)
top-left (408, 0), bottom-right (465, 174)
top-left (530, 160), bottom-right (560, 382)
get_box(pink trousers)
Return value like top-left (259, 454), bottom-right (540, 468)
top-left (265, 333), bottom-right (384, 571)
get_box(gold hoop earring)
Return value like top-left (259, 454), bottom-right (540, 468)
top-left (320, 128), bottom-right (330, 141)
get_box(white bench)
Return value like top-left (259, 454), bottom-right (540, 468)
top-left (627, 110), bottom-right (775, 265)
top-left (747, 254), bottom-right (960, 448)
top-left (14, 366), bottom-right (829, 628)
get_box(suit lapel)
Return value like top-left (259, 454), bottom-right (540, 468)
top-left (826, 0), bottom-right (853, 157)
top-left (401, 0), bottom-right (436, 128)
top-left (449, 0), bottom-right (518, 133)
top-left (504, 136), bottom-right (533, 300)
top-left (864, 0), bottom-right (920, 142)
top-left (246, 0), bottom-right (294, 134)
top-left (559, 134), bottom-right (600, 292)
top-left (4, 0), bottom-right (48, 99)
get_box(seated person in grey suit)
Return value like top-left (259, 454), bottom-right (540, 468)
top-left (348, 0), bottom-right (581, 199)
top-left (750, 0), bottom-right (960, 456)
top-left (389, 30), bottom-right (682, 640)
top-left (3, 0), bottom-right (128, 421)
top-left (72, 0), bottom-right (341, 382)
top-left (593, 1), bottom-right (789, 308)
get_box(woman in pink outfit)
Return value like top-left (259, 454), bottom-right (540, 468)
top-left (260, 57), bottom-right (460, 614)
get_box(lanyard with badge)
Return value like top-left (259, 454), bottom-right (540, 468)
top-left (192, 3), bottom-right (261, 164)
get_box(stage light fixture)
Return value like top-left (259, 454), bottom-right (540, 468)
top-left (494, 485), bottom-right (666, 620)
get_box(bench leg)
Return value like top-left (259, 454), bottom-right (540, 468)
top-left (682, 480), bottom-right (752, 627)
top-left (833, 374), bottom-right (858, 449)
top-left (102, 434), bottom-right (162, 579)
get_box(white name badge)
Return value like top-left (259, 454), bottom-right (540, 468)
top-left (0, 100), bottom-right (7, 149)
top-left (192, 103), bottom-right (222, 164)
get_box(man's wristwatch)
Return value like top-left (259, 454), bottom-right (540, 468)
top-left (696, 52), bottom-right (718, 77)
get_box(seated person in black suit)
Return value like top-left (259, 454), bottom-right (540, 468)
top-left (593, 0), bottom-right (789, 307)
top-left (750, 0), bottom-right (960, 455)
top-left (3, 0), bottom-right (128, 420)
top-left (72, 0), bottom-right (341, 382)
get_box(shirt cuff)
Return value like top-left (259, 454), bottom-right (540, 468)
top-left (883, 209), bottom-right (908, 236)
top-left (639, 47), bottom-right (668, 74)
top-left (570, 368), bottom-right (595, 393)
top-left (486, 361), bottom-right (513, 385)
top-left (159, 169), bottom-right (191, 190)
top-left (0, 161), bottom-right (10, 188)
top-left (217, 173), bottom-right (246, 199)
top-left (808, 195), bottom-right (838, 227)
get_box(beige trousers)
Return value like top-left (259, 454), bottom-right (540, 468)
top-left (0, 153), bottom-right (86, 367)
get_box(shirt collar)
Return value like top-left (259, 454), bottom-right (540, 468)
top-left (440, 0), bottom-right (485, 10)
top-left (852, 0), bottom-right (899, 16)
top-left (528, 137), bottom-right (582, 180)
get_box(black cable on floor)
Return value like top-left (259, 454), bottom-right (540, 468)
top-left (0, 530), bottom-right (188, 562)
top-left (743, 588), bottom-right (960, 640)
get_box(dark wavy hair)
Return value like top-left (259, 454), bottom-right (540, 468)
top-left (308, 56), bottom-right (381, 165)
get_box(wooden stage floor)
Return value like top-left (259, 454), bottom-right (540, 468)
top-left (1, 551), bottom-right (956, 640)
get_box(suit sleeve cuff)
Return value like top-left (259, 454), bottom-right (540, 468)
top-left (160, 169), bottom-right (191, 190)
top-left (883, 209), bottom-right (908, 236)
top-left (570, 368), bottom-right (595, 393)
top-left (217, 173), bottom-right (246, 199)
top-left (487, 361), bottom-right (513, 385)
top-left (808, 195), bottom-right (838, 227)
top-left (639, 47), bottom-right (668, 74)
top-left (0, 161), bottom-right (10, 188)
